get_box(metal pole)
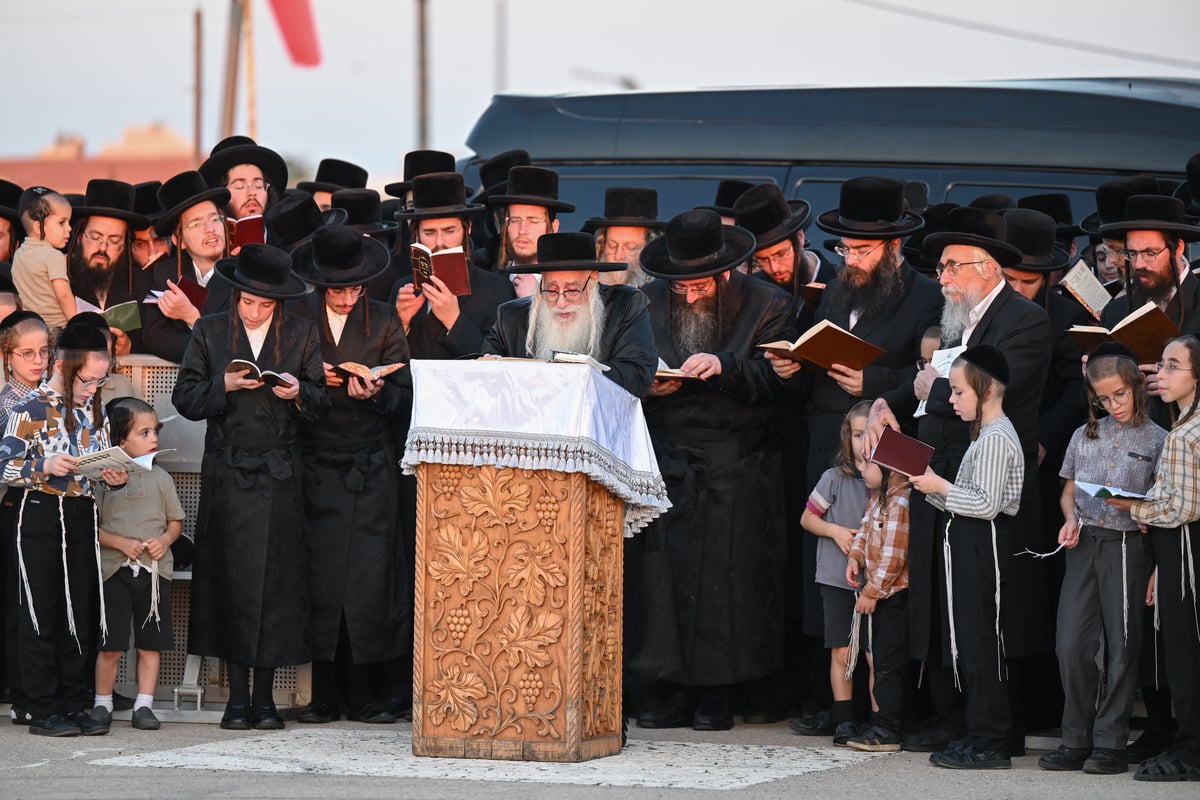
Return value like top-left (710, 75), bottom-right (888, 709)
top-left (193, 8), bottom-right (203, 166)
top-left (244, 0), bottom-right (257, 140)
top-left (496, 0), bottom-right (507, 93)
top-left (416, 0), bottom-right (429, 149)
top-left (219, 0), bottom-right (245, 141)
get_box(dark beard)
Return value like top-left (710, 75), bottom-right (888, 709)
top-left (670, 293), bottom-right (718, 358)
top-left (1136, 268), bottom-right (1176, 307)
top-left (823, 250), bottom-right (904, 325)
top-left (71, 250), bottom-right (116, 301)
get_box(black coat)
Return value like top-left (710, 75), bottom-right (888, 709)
top-left (398, 263), bottom-right (515, 360)
top-left (70, 258), bottom-right (155, 354)
top-left (482, 283), bottom-right (658, 399)
top-left (172, 312), bottom-right (329, 667)
top-left (142, 255), bottom-right (234, 363)
top-left (750, 250), bottom-right (838, 331)
top-left (630, 272), bottom-right (795, 686)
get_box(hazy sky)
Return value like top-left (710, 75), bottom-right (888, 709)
top-left (3, 0), bottom-right (1199, 185)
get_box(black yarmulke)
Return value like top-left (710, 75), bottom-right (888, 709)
top-left (0, 309), bottom-right (43, 331)
top-left (1089, 342), bottom-right (1137, 364)
top-left (57, 321), bottom-right (109, 352)
top-left (960, 344), bottom-right (1009, 385)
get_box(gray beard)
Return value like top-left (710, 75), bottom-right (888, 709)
top-left (670, 294), bottom-right (718, 358)
top-left (940, 288), bottom-right (982, 344)
top-left (528, 284), bottom-right (606, 361)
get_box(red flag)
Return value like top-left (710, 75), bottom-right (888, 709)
top-left (266, 0), bottom-right (321, 66)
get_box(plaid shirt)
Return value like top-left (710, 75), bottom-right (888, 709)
top-left (0, 385), bottom-right (109, 497)
top-left (1132, 410), bottom-right (1200, 529)
top-left (848, 483), bottom-right (911, 599)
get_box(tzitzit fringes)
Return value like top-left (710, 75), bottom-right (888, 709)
top-left (59, 495), bottom-right (81, 653)
top-left (943, 515), bottom-right (961, 689)
top-left (143, 558), bottom-right (162, 630)
top-left (1153, 568), bottom-right (1161, 691)
top-left (92, 500), bottom-right (107, 644)
top-left (990, 519), bottom-right (1005, 682)
top-left (1121, 533), bottom-right (1130, 646)
top-left (844, 600), bottom-right (863, 681)
top-left (1183, 524), bottom-right (1199, 641)
top-left (15, 491), bottom-right (39, 634)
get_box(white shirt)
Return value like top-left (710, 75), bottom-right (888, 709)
top-left (194, 263), bottom-right (216, 288)
top-left (245, 321), bottom-right (268, 360)
top-left (326, 308), bottom-right (348, 346)
top-left (963, 279), bottom-right (1006, 345)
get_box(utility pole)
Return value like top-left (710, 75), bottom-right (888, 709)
top-left (219, 0), bottom-right (246, 140)
top-left (193, 8), bottom-right (203, 165)
top-left (244, 0), bottom-right (257, 140)
top-left (495, 0), bottom-right (507, 93)
top-left (416, 0), bottom-right (429, 149)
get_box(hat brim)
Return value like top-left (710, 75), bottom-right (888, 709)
top-left (694, 204), bottom-right (736, 217)
top-left (744, 202), bottom-right (812, 250)
top-left (486, 194), bottom-right (575, 213)
top-left (154, 188), bottom-right (232, 237)
top-left (323, 208), bottom-right (349, 225)
top-left (385, 181), bottom-right (476, 199)
top-left (582, 216), bottom-right (666, 231)
top-left (1006, 245), bottom-right (1073, 273)
top-left (0, 207), bottom-right (18, 227)
top-left (294, 181), bottom-right (343, 194)
top-left (505, 259), bottom-right (627, 275)
top-left (922, 232), bottom-right (1024, 268)
top-left (1099, 219), bottom-right (1200, 243)
top-left (639, 225), bottom-right (757, 280)
top-left (393, 203), bottom-right (487, 221)
top-left (291, 235), bottom-right (392, 288)
top-left (71, 206), bottom-right (149, 230)
top-left (1079, 212), bottom-right (1107, 237)
top-left (815, 209), bottom-right (924, 239)
top-left (214, 258), bottom-right (309, 300)
top-left (199, 145), bottom-right (288, 194)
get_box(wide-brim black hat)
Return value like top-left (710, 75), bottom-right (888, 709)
top-left (1080, 175), bottom-right (1161, 236)
top-left (903, 202), bottom-right (959, 274)
top-left (131, 181), bottom-right (163, 226)
top-left (330, 188), bottom-right (398, 236)
top-left (639, 209), bottom-right (756, 280)
top-left (393, 172), bottom-right (486, 221)
top-left (733, 183), bottom-right (811, 250)
top-left (487, 166), bottom-right (575, 213)
top-left (263, 190), bottom-right (329, 252)
top-left (295, 158), bottom-right (368, 195)
top-left (968, 193), bottom-right (1016, 212)
top-left (1099, 194), bottom-right (1200, 242)
top-left (71, 179), bottom-right (149, 229)
top-left (1018, 192), bottom-right (1082, 237)
top-left (583, 187), bottom-right (665, 231)
top-left (154, 171), bottom-right (230, 237)
top-left (0, 179), bottom-right (24, 227)
top-left (923, 207), bottom-right (1022, 268)
top-left (504, 232), bottom-right (626, 274)
top-left (470, 149), bottom-right (531, 204)
top-left (816, 177), bottom-right (924, 239)
top-left (383, 150), bottom-right (463, 198)
top-left (215, 243), bottom-right (308, 300)
top-left (292, 224), bottom-right (391, 288)
top-left (696, 179), bottom-right (755, 217)
top-left (199, 135), bottom-right (288, 194)
top-left (1002, 209), bottom-right (1072, 272)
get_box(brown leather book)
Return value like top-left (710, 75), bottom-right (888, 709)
top-left (870, 426), bottom-right (935, 478)
top-left (411, 244), bottom-right (472, 296)
top-left (229, 214), bottom-right (265, 249)
top-left (1067, 301), bottom-right (1181, 364)
top-left (757, 319), bottom-right (885, 370)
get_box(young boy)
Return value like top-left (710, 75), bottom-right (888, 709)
top-left (11, 187), bottom-right (76, 328)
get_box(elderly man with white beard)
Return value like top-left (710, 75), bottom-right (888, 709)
top-left (481, 231), bottom-right (657, 398)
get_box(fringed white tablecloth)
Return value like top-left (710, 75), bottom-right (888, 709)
top-left (401, 360), bottom-right (670, 534)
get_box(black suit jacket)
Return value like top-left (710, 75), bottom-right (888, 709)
top-left (397, 263), bottom-right (515, 360)
top-left (142, 254), bottom-right (233, 363)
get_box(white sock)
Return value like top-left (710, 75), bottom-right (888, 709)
top-left (134, 693), bottom-right (155, 712)
top-left (94, 693), bottom-right (114, 712)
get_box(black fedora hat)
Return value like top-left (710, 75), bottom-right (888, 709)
top-left (816, 177), bottom-right (924, 239)
top-left (923, 207), bottom-right (1022, 268)
top-left (0, 179), bottom-right (24, 227)
top-left (968, 193), bottom-right (1016, 212)
top-left (215, 243), bottom-right (308, 300)
top-left (487, 166), bottom-right (575, 213)
top-left (330, 188), bottom-right (398, 235)
top-left (384, 150), bottom-right (468, 198)
top-left (296, 158), bottom-right (368, 195)
top-left (154, 171), bottom-right (230, 237)
top-left (292, 224), bottom-right (391, 288)
top-left (639, 209), bottom-right (756, 280)
top-left (263, 190), bottom-right (329, 252)
top-left (505, 232), bottom-right (627, 275)
top-left (1018, 193), bottom-right (1082, 238)
top-left (696, 179), bottom-right (755, 217)
top-left (394, 173), bottom-right (486, 221)
top-left (733, 183), bottom-right (811, 250)
top-left (1173, 152), bottom-right (1200, 217)
top-left (583, 187), bottom-right (665, 231)
top-left (470, 149), bottom-right (531, 204)
top-left (1080, 175), bottom-right (1161, 236)
top-left (903, 202), bottom-right (959, 274)
top-left (131, 181), bottom-right (162, 226)
top-left (1001, 209), bottom-right (1071, 272)
top-left (1099, 194), bottom-right (1200, 242)
top-left (72, 179), bottom-right (149, 229)
top-left (199, 135), bottom-right (288, 194)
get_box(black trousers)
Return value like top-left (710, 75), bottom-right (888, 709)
top-left (2, 487), bottom-right (25, 706)
top-left (1151, 527), bottom-right (1200, 763)
top-left (16, 492), bottom-right (97, 719)
top-left (868, 590), bottom-right (909, 733)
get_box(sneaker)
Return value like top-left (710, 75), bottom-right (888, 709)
top-left (10, 705), bottom-right (31, 725)
top-left (28, 713), bottom-right (81, 737)
top-left (832, 720), bottom-right (859, 746)
top-left (930, 743), bottom-right (1011, 770)
top-left (1038, 744), bottom-right (1091, 771)
top-left (131, 706), bottom-right (161, 730)
top-left (89, 706), bottom-right (112, 728)
top-left (68, 710), bottom-right (110, 736)
top-left (847, 724), bottom-right (901, 752)
top-left (1083, 747), bottom-right (1127, 775)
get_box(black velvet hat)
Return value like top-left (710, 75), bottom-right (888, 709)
top-left (733, 183), bottom-right (811, 250)
top-left (1099, 195), bottom-right (1200, 242)
top-left (959, 344), bottom-right (1009, 384)
top-left (263, 190), bottom-right (329, 252)
top-left (292, 224), bottom-right (391, 288)
top-left (639, 209), bottom-right (756, 280)
top-left (1018, 193), bottom-right (1082, 238)
top-left (131, 181), bottom-right (162, 226)
top-left (1001, 209), bottom-right (1071, 272)
top-left (696, 179), bottom-right (755, 217)
top-left (154, 171), bottom-right (230, 237)
top-left (296, 158), bottom-right (368, 195)
top-left (1080, 176), bottom-right (1161, 236)
top-left (330, 188), bottom-right (398, 236)
top-left (393, 173), bottom-right (486, 221)
top-left (968, 193), bottom-right (1016, 212)
top-left (214, 243), bottom-right (308, 300)
top-left (72, 179), bottom-right (149, 229)
top-left (902, 202), bottom-right (959, 274)
top-left (1172, 152), bottom-right (1200, 218)
top-left (0, 179), bottom-right (24, 227)
top-left (487, 166), bottom-right (575, 213)
top-left (383, 150), bottom-right (462, 198)
top-left (1089, 341), bottom-right (1137, 364)
top-left (57, 319), bottom-right (110, 352)
top-left (199, 135), bottom-right (288, 194)
top-left (923, 207), bottom-right (1022, 268)
top-left (583, 187), bottom-right (665, 231)
top-left (470, 149), bottom-right (531, 204)
top-left (816, 177), bottom-right (924, 238)
top-left (505, 232), bottom-right (627, 275)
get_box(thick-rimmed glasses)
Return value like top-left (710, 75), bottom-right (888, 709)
top-left (1124, 247), bottom-right (1168, 263)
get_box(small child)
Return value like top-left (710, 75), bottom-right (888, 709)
top-left (801, 400), bottom-right (872, 745)
top-left (90, 398), bottom-right (183, 731)
top-left (919, 325), bottom-right (942, 368)
top-left (910, 345), bottom-right (1024, 770)
top-left (1040, 342), bottom-right (1166, 774)
top-left (844, 460), bottom-right (911, 752)
top-left (11, 187), bottom-right (76, 328)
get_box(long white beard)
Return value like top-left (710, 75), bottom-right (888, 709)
top-left (940, 288), bottom-right (981, 344)
top-left (526, 283), bottom-right (606, 361)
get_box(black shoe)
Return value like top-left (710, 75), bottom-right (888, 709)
top-left (251, 703), bottom-right (285, 730)
top-left (10, 705), bottom-right (31, 725)
top-left (903, 726), bottom-right (961, 752)
top-left (833, 720), bottom-right (859, 746)
top-left (89, 706), bottom-right (113, 728)
top-left (741, 704), bottom-right (786, 725)
top-left (788, 709), bottom-right (836, 736)
top-left (1126, 729), bottom-right (1168, 764)
top-left (847, 724), bottom-right (902, 752)
top-left (636, 690), bottom-right (697, 729)
top-left (112, 691), bottom-right (135, 711)
top-left (930, 743), bottom-right (1011, 770)
top-left (297, 702), bottom-right (340, 724)
top-left (1038, 744), bottom-right (1091, 771)
top-left (382, 695), bottom-right (412, 720)
top-left (347, 702), bottom-right (396, 724)
top-left (692, 689), bottom-right (733, 731)
top-left (131, 707), bottom-right (160, 730)
top-left (220, 702), bottom-right (252, 730)
top-left (28, 713), bottom-right (81, 737)
top-left (1083, 747), bottom-right (1127, 775)
top-left (67, 710), bottom-right (109, 736)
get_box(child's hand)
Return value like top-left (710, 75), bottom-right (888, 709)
top-left (100, 467), bottom-right (128, 486)
top-left (143, 535), bottom-right (168, 561)
top-left (845, 557), bottom-right (860, 588)
top-left (43, 454), bottom-right (79, 476)
top-left (1105, 497), bottom-right (1135, 513)
top-left (1146, 567), bottom-right (1157, 606)
top-left (833, 526), bottom-right (855, 555)
top-left (908, 467), bottom-right (949, 496)
top-left (854, 593), bottom-right (877, 615)
top-left (271, 373), bottom-right (300, 401)
top-left (119, 538), bottom-right (145, 561)
top-left (1058, 518), bottom-right (1080, 549)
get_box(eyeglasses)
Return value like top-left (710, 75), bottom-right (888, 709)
top-left (753, 242), bottom-right (794, 269)
top-left (83, 230), bottom-right (125, 250)
top-left (1156, 361), bottom-right (1187, 375)
top-left (183, 214), bottom-right (226, 231)
top-left (75, 373), bottom-right (110, 389)
top-left (506, 216), bottom-right (548, 230)
top-left (130, 237), bottom-right (166, 253)
top-left (1093, 387), bottom-right (1133, 409)
top-left (1123, 246), bottom-right (1168, 263)
top-left (539, 275), bottom-right (591, 303)
top-left (604, 240), bottom-right (644, 256)
top-left (1103, 248), bottom-right (1128, 262)
top-left (670, 278), bottom-right (717, 297)
top-left (936, 259), bottom-right (989, 278)
top-left (227, 179), bottom-right (268, 192)
top-left (833, 241), bottom-right (884, 260)
top-left (11, 348), bottom-right (51, 362)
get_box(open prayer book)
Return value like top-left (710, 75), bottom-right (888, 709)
top-left (758, 319), bottom-right (885, 371)
top-left (226, 359), bottom-right (295, 388)
top-left (333, 361), bottom-right (406, 380)
top-left (1074, 480), bottom-right (1149, 500)
top-left (76, 447), bottom-right (176, 481)
top-left (489, 352), bottom-right (611, 372)
top-left (72, 299), bottom-right (142, 332)
top-left (1058, 262), bottom-right (1112, 321)
top-left (1067, 301), bottom-right (1181, 364)
top-left (229, 214), bottom-right (265, 249)
top-left (411, 244), bottom-right (472, 296)
top-left (144, 277), bottom-right (210, 310)
top-left (914, 344), bottom-right (967, 419)
top-left (655, 358), bottom-right (703, 381)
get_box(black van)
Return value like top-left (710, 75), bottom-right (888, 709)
top-left (461, 78), bottom-right (1200, 235)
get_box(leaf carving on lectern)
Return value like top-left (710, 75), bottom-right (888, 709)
top-left (503, 540), bottom-right (567, 605)
top-left (428, 522), bottom-right (490, 596)
top-left (460, 467), bottom-right (531, 527)
top-left (427, 664), bottom-right (488, 731)
top-left (497, 606), bottom-right (563, 668)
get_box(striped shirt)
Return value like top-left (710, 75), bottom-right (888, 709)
top-left (927, 416), bottom-right (1024, 519)
top-left (849, 483), bottom-right (911, 599)
top-left (1061, 416), bottom-right (1167, 530)
top-left (0, 385), bottom-right (109, 497)
top-left (1131, 411), bottom-right (1200, 529)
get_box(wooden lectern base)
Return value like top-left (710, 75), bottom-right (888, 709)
top-left (412, 464), bottom-right (624, 762)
